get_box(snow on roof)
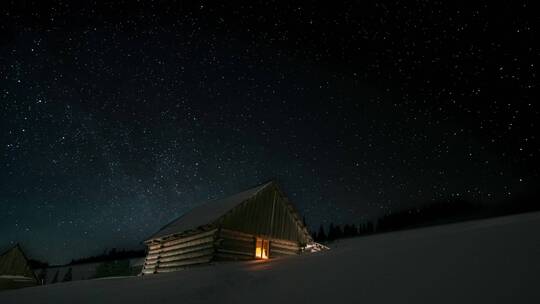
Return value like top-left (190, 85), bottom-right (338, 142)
top-left (147, 181), bottom-right (273, 241)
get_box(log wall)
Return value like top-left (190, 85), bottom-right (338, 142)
top-left (215, 229), bottom-right (301, 260)
top-left (269, 238), bottom-right (301, 257)
top-left (142, 229), bottom-right (217, 275)
top-left (215, 229), bottom-right (255, 261)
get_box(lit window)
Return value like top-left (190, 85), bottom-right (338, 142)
top-left (255, 238), bottom-right (269, 259)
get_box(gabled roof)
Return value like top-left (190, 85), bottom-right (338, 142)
top-left (0, 244), bottom-right (37, 281)
top-left (147, 181), bottom-right (273, 241)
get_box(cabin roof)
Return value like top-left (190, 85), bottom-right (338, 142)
top-left (0, 244), bottom-right (38, 282)
top-left (147, 181), bottom-right (273, 241)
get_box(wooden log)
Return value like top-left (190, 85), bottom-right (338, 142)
top-left (144, 258), bottom-right (159, 265)
top-left (270, 238), bottom-right (299, 248)
top-left (155, 267), bottom-right (182, 273)
top-left (144, 254), bottom-right (159, 261)
top-left (219, 229), bottom-right (255, 241)
top-left (270, 248), bottom-right (299, 256)
top-left (220, 228), bottom-right (302, 248)
top-left (147, 241), bottom-right (214, 259)
top-left (158, 248), bottom-right (215, 264)
top-left (149, 244), bottom-right (162, 251)
top-left (143, 264), bottom-right (156, 270)
top-left (145, 253), bottom-right (159, 259)
top-left (216, 248), bottom-right (253, 257)
top-left (148, 235), bottom-right (215, 255)
top-left (218, 234), bottom-right (254, 243)
top-left (156, 256), bottom-right (213, 271)
top-left (218, 246), bottom-right (253, 256)
top-left (146, 230), bottom-right (216, 251)
top-left (270, 242), bottom-right (300, 252)
top-left (159, 229), bottom-right (217, 247)
top-left (218, 238), bottom-right (254, 249)
top-left (271, 245), bottom-right (300, 253)
top-left (145, 228), bottom-right (217, 244)
top-left (154, 235), bottom-right (214, 252)
top-left (143, 261), bottom-right (157, 267)
top-left (157, 268), bottom-right (185, 273)
top-left (145, 253), bottom-right (160, 260)
top-left (215, 252), bottom-right (254, 261)
top-left (145, 243), bottom-right (214, 269)
top-left (159, 243), bottom-right (214, 259)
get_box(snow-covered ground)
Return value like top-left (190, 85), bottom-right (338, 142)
top-left (2, 211), bottom-right (539, 303)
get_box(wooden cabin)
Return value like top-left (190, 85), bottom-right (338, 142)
top-left (142, 181), bottom-right (313, 274)
top-left (0, 244), bottom-right (38, 291)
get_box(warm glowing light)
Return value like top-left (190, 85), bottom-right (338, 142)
top-left (255, 238), bottom-right (269, 259)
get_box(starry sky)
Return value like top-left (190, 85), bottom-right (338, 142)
top-left (1, 1), bottom-right (538, 264)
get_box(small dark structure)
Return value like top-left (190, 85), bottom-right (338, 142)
top-left (142, 181), bottom-right (313, 274)
top-left (0, 244), bottom-right (38, 291)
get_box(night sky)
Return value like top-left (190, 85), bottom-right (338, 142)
top-left (1, 1), bottom-right (538, 264)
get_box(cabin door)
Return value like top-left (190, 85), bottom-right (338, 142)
top-left (255, 238), bottom-right (270, 259)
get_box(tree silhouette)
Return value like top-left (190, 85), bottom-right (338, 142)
top-left (51, 270), bottom-right (59, 284)
top-left (327, 223), bottom-right (335, 240)
top-left (62, 267), bottom-right (72, 282)
top-left (316, 224), bottom-right (327, 241)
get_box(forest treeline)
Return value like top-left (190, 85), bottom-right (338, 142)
top-left (68, 248), bottom-right (145, 265)
top-left (29, 248), bottom-right (146, 268)
top-left (312, 193), bottom-right (540, 242)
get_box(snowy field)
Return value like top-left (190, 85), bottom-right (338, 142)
top-left (1, 211), bottom-right (539, 303)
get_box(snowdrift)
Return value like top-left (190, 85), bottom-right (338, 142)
top-left (1, 211), bottom-right (539, 303)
